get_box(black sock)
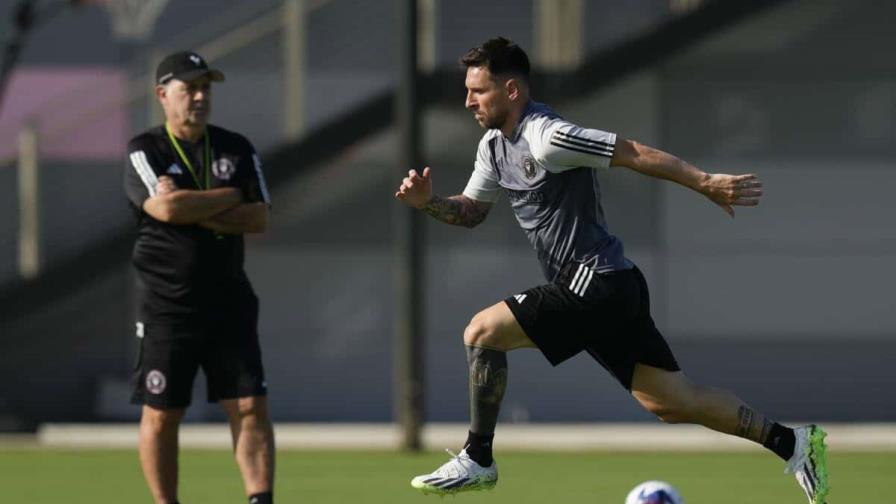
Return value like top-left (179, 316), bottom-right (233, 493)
top-left (248, 492), bottom-right (273, 504)
top-left (464, 431), bottom-right (494, 467)
top-left (763, 423), bottom-right (796, 462)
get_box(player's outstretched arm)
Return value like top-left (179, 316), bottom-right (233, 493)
top-left (611, 138), bottom-right (763, 217)
top-left (395, 167), bottom-right (492, 228)
top-left (143, 176), bottom-right (242, 224)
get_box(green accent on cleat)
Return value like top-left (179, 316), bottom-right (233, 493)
top-left (410, 449), bottom-right (498, 496)
top-left (809, 426), bottom-right (829, 504)
top-left (411, 476), bottom-right (497, 496)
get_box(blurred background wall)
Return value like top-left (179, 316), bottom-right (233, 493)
top-left (0, 0), bottom-right (893, 429)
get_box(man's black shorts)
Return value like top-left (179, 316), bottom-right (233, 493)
top-left (505, 262), bottom-right (679, 390)
top-left (130, 299), bottom-right (267, 409)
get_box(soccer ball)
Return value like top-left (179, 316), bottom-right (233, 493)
top-left (624, 480), bottom-right (684, 504)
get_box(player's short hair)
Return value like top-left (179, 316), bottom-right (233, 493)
top-left (460, 37), bottom-right (530, 83)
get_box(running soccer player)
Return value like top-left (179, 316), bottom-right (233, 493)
top-left (395, 37), bottom-right (828, 504)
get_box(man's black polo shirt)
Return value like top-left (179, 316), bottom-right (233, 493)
top-left (124, 124), bottom-right (270, 322)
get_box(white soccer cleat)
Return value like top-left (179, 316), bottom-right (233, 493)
top-left (410, 448), bottom-right (498, 495)
top-left (785, 425), bottom-right (829, 504)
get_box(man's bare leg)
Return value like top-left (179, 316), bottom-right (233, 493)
top-left (630, 364), bottom-right (829, 503)
top-left (630, 364), bottom-right (795, 457)
top-left (462, 301), bottom-right (536, 466)
top-left (139, 405), bottom-right (184, 504)
top-left (221, 396), bottom-right (275, 500)
top-left (411, 301), bottom-right (535, 495)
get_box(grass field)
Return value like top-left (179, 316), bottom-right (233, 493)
top-left (0, 449), bottom-right (888, 502)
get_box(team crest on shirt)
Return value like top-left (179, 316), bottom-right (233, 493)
top-left (522, 156), bottom-right (537, 179)
top-left (211, 157), bottom-right (236, 180)
top-left (146, 370), bottom-right (167, 395)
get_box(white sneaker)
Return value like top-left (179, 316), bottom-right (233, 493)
top-left (410, 448), bottom-right (498, 495)
top-left (785, 425), bottom-right (829, 504)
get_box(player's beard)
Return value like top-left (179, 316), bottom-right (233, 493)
top-left (482, 107), bottom-right (507, 130)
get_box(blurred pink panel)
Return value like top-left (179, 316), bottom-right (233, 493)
top-left (0, 67), bottom-right (129, 162)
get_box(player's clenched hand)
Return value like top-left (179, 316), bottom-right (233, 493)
top-left (395, 167), bottom-right (433, 209)
top-left (156, 175), bottom-right (178, 195)
top-left (700, 173), bottom-right (762, 217)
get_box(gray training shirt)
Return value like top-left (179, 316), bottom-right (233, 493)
top-left (463, 100), bottom-right (632, 282)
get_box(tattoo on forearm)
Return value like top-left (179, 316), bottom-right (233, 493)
top-left (422, 195), bottom-right (490, 228)
top-left (736, 405), bottom-right (755, 438)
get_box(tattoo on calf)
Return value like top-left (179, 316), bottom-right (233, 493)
top-left (736, 405), bottom-right (755, 438)
top-left (759, 418), bottom-right (773, 444)
top-left (466, 345), bottom-right (508, 435)
top-left (469, 349), bottom-right (508, 404)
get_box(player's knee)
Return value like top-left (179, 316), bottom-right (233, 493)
top-left (641, 400), bottom-right (670, 423)
top-left (141, 406), bottom-right (184, 432)
top-left (638, 398), bottom-right (691, 424)
top-left (657, 408), bottom-right (687, 424)
top-left (652, 405), bottom-right (685, 424)
top-left (227, 397), bottom-right (270, 424)
top-left (463, 313), bottom-right (498, 347)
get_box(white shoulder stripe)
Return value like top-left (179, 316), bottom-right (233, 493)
top-left (576, 269), bottom-right (594, 296)
top-left (129, 151), bottom-right (158, 197)
top-left (252, 154), bottom-right (271, 205)
top-left (549, 130), bottom-right (615, 158)
top-left (553, 130), bottom-right (613, 149)
top-left (569, 264), bottom-right (586, 292)
top-left (550, 136), bottom-right (614, 157)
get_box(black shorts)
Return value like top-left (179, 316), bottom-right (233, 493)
top-left (130, 301), bottom-right (267, 409)
top-left (505, 262), bottom-right (679, 390)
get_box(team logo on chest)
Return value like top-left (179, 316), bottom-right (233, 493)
top-left (211, 157), bottom-right (236, 180)
top-left (522, 155), bottom-right (537, 179)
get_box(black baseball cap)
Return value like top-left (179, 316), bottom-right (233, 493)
top-left (155, 51), bottom-right (225, 86)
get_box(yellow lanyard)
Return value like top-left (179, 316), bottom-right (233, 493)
top-left (165, 123), bottom-right (211, 190)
